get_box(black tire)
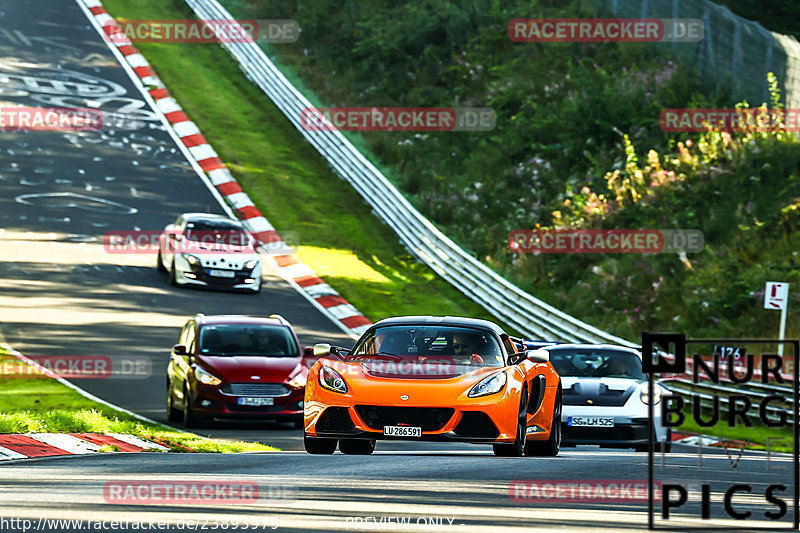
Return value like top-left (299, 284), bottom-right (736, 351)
top-left (169, 260), bottom-right (178, 286)
top-left (304, 434), bottom-right (337, 454)
top-left (338, 439), bottom-right (376, 455)
top-left (493, 387), bottom-right (528, 457)
top-left (166, 380), bottom-right (180, 422)
top-left (526, 385), bottom-right (562, 457)
top-left (182, 385), bottom-right (205, 428)
top-left (637, 429), bottom-right (672, 453)
top-left (157, 249), bottom-right (167, 272)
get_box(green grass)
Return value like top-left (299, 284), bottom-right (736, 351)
top-left (99, 0), bottom-right (512, 332)
top-left (678, 413), bottom-right (793, 453)
top-left (0, 351), bottom-right (276, 453)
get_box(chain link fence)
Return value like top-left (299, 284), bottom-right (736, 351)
top-left (600, 0), bottom-right (800, 109)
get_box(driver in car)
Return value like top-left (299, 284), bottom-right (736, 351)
top-left (253, 330), bottom-right (285, 355)
top-left (452, 334), bottom-right (485, 365)
top-left (596, 355), bottom-right (633, 377)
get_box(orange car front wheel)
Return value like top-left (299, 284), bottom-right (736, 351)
top-left (525, 386), bottom-right (562, 457)
top-left (339, 439), bottom-right (376, 455)
top-left (492, 387), bottom-right (527, 457)
top-left (304, 434), bottom-right (337, 454)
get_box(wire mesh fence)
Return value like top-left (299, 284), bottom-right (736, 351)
top-left (600, 0), bottom-right (800, 109)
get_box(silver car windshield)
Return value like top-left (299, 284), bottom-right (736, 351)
top-left (549, 348), bottom-right (644, 379)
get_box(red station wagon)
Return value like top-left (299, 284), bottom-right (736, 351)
top-left (166, 314), bottom-right (308, 428)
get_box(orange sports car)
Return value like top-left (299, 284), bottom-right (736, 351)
top-left (303, 316), bottom-right (562, 456)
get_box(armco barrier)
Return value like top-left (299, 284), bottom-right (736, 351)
top-left (183, 0), bottom-right (637, 346)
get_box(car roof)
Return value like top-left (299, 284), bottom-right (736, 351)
top-left (371, 316), bottom-right (505, 336)
top-left (544, 343), bottom-right (642, 357)
top-left (195, 314), bottom-right (290, 327)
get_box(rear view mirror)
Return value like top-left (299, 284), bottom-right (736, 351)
top-left (173, 344), bottom-right (188, 356)
top-left (312, 343), bottom-right (349, 361)
top-left (313, 343), bottom-right (332, 358)
top-left (527, 349), bottom-right (550, 363)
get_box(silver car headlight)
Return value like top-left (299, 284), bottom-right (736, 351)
top-left (640, 385), bottom-right (662, 405)
top-left (468, 371), bottom-right (507, 398)
top-left (244, 259), bottom-right (259, 270)
top-left (183, 254), bottom-right (201, 266)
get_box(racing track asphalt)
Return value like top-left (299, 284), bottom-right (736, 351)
top-left (0, 446), bottom-right (796, 532)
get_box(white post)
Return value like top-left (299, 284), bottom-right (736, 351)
top-left (778, 303), bottom-right (788, 357)
top-left (765, 282), bottom-right (790, 357)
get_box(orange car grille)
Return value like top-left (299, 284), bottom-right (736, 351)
top-left (452, 411), bottom-right (499, 439)
top-left (316, 407), bottom-right (357, 433)
top-left (355, 406), bottom-right (455, 432)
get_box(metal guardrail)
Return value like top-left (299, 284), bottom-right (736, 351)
top-left (662, 377), bottom-right (795, 423)
top-left (184, 0), bottom-right (637, 346)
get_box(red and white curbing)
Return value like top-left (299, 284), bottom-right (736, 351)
top-left (670, 431), bottom-right (721, 447)
top-left (0, 433), bottom-right (168, 460)
top-left (671, 431), bottom-right (757, 449)
top-left (78, 0), bottom-right (372, 338)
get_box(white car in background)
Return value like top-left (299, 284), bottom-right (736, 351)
top-left (538, 343), bottom-right (671, 452)
top-left (157, 213), bottom-right (262, 293)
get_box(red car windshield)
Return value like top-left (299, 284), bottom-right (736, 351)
top-left (199, 324), bottom-right (298, 357)
top-left (347, 325), bottom-right (504, 377)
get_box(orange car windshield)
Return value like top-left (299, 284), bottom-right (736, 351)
top-left (348, 326), bottom-right (505, 373)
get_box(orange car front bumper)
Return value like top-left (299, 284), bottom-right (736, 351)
top-left (304, 361), bottom-right (558, 444)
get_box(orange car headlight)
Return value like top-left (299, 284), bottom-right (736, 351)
top-left (467, 371), bottom-right (507, 398)
top-left (319, 365), bottom-right (348, 393)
